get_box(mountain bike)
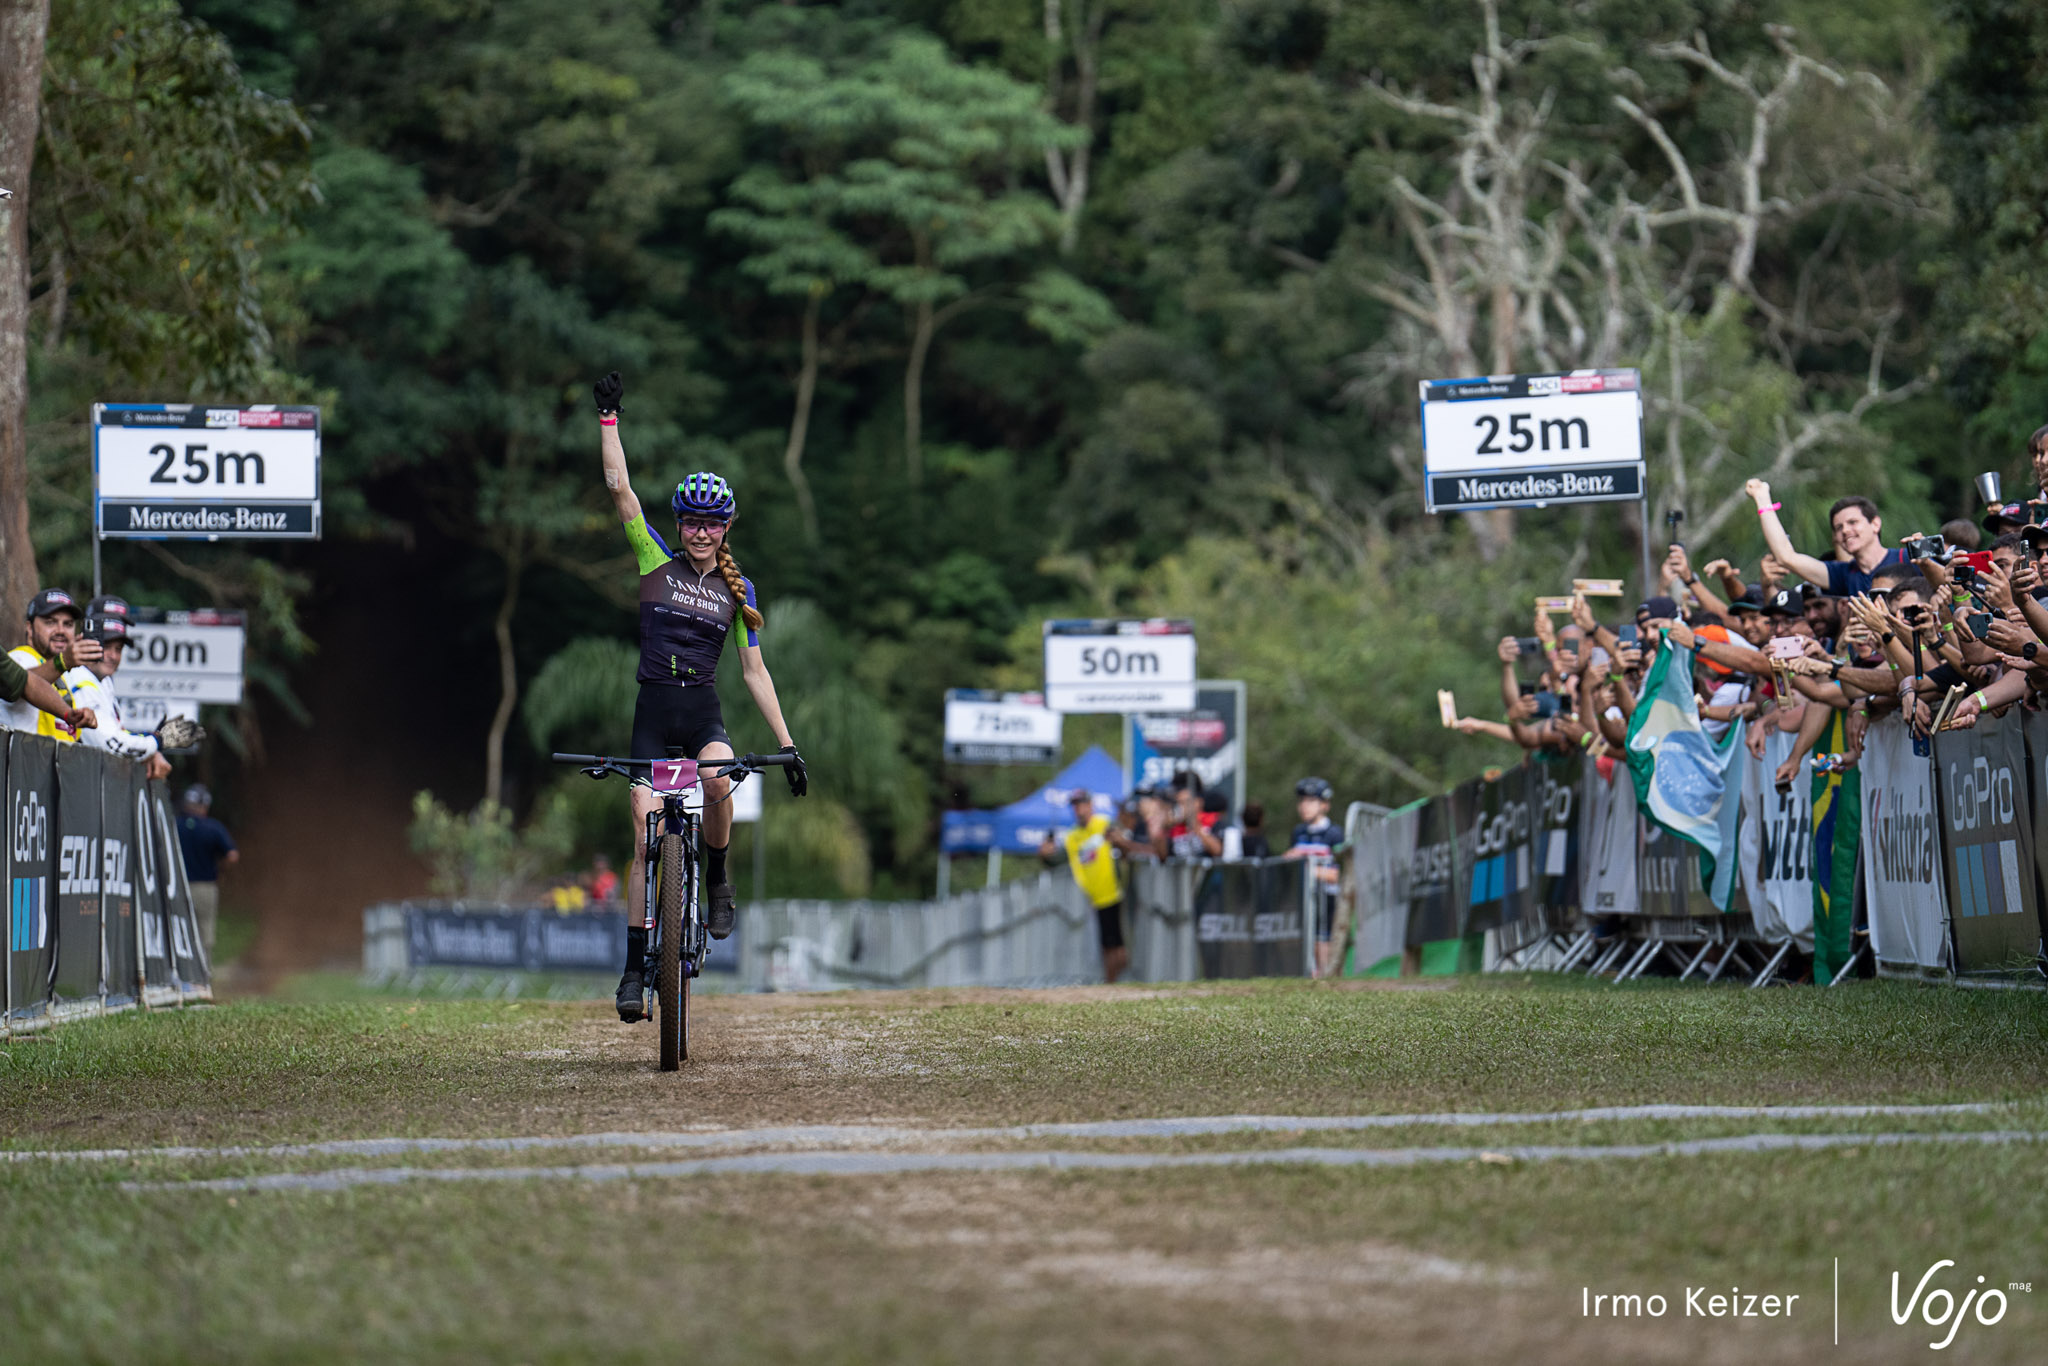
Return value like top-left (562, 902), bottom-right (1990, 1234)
top-left (554, 750), bottom-right (794, 1071)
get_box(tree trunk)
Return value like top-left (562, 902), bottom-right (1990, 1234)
top-left (783, 290), bottom-right (821, 544)
top-left (904, 295), bottom-right (932, 486)
top-left (0, 0), bottom-right (51, 642)
top-left (483, 551), bottom-right (523, 808)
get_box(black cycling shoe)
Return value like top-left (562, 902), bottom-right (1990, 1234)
top-left (615, 971), bottom-right (646, 1022)
top-left (707, 883), bottom-right (737, 940)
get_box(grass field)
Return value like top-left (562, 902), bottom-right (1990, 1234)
top-left (3, 975), bottom-right (2045, 1364)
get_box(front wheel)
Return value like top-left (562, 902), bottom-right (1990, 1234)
top-left (656, 831), bottom-right (689, 1071)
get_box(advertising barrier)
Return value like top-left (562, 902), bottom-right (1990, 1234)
top-left (4, 739), bottom-right (209, 1032)
top-left (1352, 707), bottom-right (2048, 984)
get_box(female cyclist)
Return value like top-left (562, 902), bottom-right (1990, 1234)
top-left (592, 371), bottom-right (807, 1022)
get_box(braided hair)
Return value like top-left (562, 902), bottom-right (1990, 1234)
top-left (715, 537), bottom-right (765, 634)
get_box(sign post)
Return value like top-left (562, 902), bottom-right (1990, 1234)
top-left (1419, 369), bottom-right (1651, 594)
top-left (1042, 619), bottom-right (1196, 714)
top-left (92, 403), bottom-right (322, 595)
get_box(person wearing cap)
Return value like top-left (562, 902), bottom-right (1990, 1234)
top-left (1039, 788), bottom-right (1142, 983)
top-left (4, 589), bottom-right (102, 740)
top-left (0, 645), bottom-right (95, 736)
top-left (1744, 479), bottom-right (1906, 600)
top-left (1285, 777), bottom-right (1345, 976)
top-left (59, 616), bottom-right (177, 780)
top-left (176, 784), bottom-right (238, 960)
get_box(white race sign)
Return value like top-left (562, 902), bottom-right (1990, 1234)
top-left (95, 404), bottom-right (322, 539)
top-left (1419, 370), bottom-right (1643, 513)
top-left (120, 612), bottom-right (246, 705)
top-left (1043, 619), bottom-right (1196, 714)
top-left (944, 690), bottom-right (1062, 764)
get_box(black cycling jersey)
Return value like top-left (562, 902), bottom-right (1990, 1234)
top-left (627, 513), bottom-right (757, 686)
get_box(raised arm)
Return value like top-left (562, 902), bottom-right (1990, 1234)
top-left (593, 372), bottom-right (642, 525)
top-left (1745, 478), bottom-right (1830, 589)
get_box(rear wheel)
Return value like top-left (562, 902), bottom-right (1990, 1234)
top-left (657, 831), bottom-right (688, 1071)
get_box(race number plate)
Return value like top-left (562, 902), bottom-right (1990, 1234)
top-left (650, 760), bottom-right (699, 793)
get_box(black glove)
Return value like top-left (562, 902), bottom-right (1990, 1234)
top-left (780, 744), bottom-right (807, 798)
top-left (593, 371), bottom-right (623, 416)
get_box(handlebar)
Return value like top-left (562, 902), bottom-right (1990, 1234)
top-left (550, 751), bottom-right (796, 780)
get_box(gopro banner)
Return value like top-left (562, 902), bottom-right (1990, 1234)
top-left (0, 742), bottom-right (210, 1031)
top-left (1739, 727), bottom-right (1815, 947)
top-left (1934, 713), bottom-right (2041, 973)
top-left (1460, 756), bottom-right (1582, 935)
top-left (1859, 715), bottom-right (1948, 972)
top-left (1193, 860), bottom-right (1309, 978)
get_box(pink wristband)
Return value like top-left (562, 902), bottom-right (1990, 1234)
top-left (599, 415), bottom-right (618, 427)
top-left (1757, 501), bottom-right (1781, 513)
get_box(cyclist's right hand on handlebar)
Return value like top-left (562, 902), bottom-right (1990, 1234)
top-left (780, 744), bottom-right (807, 798)
top-left (593, 371), bottom-right (623, 416)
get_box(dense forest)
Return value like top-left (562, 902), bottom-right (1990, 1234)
top-left (11, 0), bottom-right (2048, 898)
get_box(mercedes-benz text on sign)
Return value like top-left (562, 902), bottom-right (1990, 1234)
top-left (1419, 370), bottom-right (1645, 514)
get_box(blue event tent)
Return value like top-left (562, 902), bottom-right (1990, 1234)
top-left (939, 745), bottom-right (1127, 854)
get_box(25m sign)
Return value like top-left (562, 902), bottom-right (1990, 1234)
top-left (94, 404), bottom-right (322, 540)
top-left (1419, 370), bottom-right (1644, 514)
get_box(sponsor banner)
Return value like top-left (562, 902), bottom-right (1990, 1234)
top-left (1348, 802), bottom-right (1417, 975)
top-left (1579, 759), bottom-right (1640, 918)
top-left (1459, 756), bottom-right (1582, 934)
top-left (1419, 368), bottom-right (1644, 512)
top-left (1740, 726), bottom-right (1815, 947)
top-left (95, 402), bottom-right (321, 541)
top-left (52, 742), bottom-right (103, 1006)
top-left (1125, 681), bottom-right (1246, 816)
top-left (1404, 794), bottom-right (1462, 946)
top-left (1934, 712), bottom-right (2040, 973)
top-left (100, 758), bottom-right (140, 1006)
top-left (1860, 714), bottom-right (1947, 971)
top-left (399, 905), bottom-right (734, 975)
top-left (1526, 755), bottom-right (1582, 914)
top-left (1043, 618), bottom-right (1197, 714)
top-left (1639, 821), bottom-right (1720, 918)
top-left (943, 689), bottom-right (1061, 765)
top-left (1193, 860), bottom-right (1308, 978)
top-left (8, 734), bottom-right (56, 1023)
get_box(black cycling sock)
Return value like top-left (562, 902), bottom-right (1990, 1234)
top-left (706, 842), bottom-right (728, 887)
top-left (623, 924), bottom-right (647, 976)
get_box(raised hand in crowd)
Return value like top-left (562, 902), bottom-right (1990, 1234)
top-left (1759, 552), bottom-right (1787, 591)
top-left (1660, 544), bottom-right (1691, 596)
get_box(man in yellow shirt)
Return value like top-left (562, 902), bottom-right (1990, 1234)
top-left (4, 590), bottom-right (100, 741)
top-left (1040, 790), bottom-right (1139, 983)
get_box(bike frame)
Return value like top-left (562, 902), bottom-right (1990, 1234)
top-left (642, 795), bottom-right (704, 979)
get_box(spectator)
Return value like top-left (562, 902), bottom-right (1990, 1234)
top-left (1167, 771), bottom-right (1222, 859)
top-left (1941, 518), bottom-right (1983, 552)
top-left (4, 589), bottom-right (100, 740)
top-left (1747, 480), bottom-right (1905, 599)
top-left (1039, 789), bottom-right (1141, 983)
top-left (1285, 777), bottom-right (1346, 977)
top-left (176, 784), bottom-right (238, 960)
top-left (59, 616), bottom-right (174, 781)
top-left (589, 854), bottom-right (621, 903)
top-left (1237, 802), bottom-right (1272, 859)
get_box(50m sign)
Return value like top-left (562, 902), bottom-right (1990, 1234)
top-left (1043, 620), bottom-right (1196, 714)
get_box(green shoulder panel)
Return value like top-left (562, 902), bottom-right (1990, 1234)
top-left (624, 512), bottom-right (671, 576)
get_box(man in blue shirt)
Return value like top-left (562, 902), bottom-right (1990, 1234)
top-left (176, 784), bottom-right (238, 960)
top-left (1746, 477), bottom-right (1906, 600)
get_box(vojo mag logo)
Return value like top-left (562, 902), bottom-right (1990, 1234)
top-left (1891, 1259), bottom-right (2024, 1351)
top-left (1946, 756), bottom-right (2015, 831)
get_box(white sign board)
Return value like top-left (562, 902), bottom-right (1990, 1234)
top-left (944, 690), bottom-right (1062, 764)
top-left (1419, 370), bottom-right (1643, 513)
top-left (95, 404), bottom-right (321, 539)
top-left (1043, 619), bottom-right (1196, 714)
top-left (120, 613), bottom-right (246, 705)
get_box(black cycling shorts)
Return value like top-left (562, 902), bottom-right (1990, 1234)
top-left (630, 683), bottom-right (730, 775)
top-left (1095, 901), bottom-right (1126, 952)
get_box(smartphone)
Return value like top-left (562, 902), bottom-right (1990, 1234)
top-left (1768, 636), bottom-right (1806, 661)
top-left (1532, 690), bottom-right (1561, 720)
top-left (1617, 623), bottom-right (1641, 646)
top-left (1518, 682), bottom-right (1537, 698)
top-left (1515, 636), bottom-right (1543, 656)
top-left (1572, 578), bottom-right (1625, 597)
top-left (1437, 689), bottom-right (1458, 728)
top-left (1967, 610), bottom-right (1993, 638)
top-left (1957, 550), bottom-right (1996, 575)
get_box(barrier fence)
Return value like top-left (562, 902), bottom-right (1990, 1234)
top-left (363, 859), bottom-right (1318, 991)
top-left (3, 735), bottom-right (212, 1032)
top-left (1348, 712), bottom-right (2047, 985)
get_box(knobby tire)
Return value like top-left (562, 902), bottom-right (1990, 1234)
top-left (657, 831), bottom-right (688, 1071)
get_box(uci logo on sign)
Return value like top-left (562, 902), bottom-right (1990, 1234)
top-left (1892, 1259), bottom-right (2013, 1351)
top-left (1946, 757), bottom-right (2015, 831)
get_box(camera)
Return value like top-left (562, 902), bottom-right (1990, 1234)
top-left (1514, 636), bottom-right (1543, 657)
top-left (1901, 534), bottom-right (1949, 563)
top-left (1665, 507), bottom-right (1685, 552)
